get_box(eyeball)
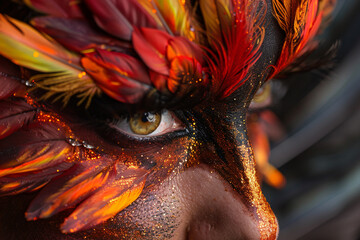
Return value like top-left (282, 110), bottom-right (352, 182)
top-left (110, 110), bottom-right (184, 138)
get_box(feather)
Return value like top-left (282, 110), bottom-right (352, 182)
top-left (204, 0), bottom-right (266, 98)
top-left (61, 163), bottom-right (147, 233)
top-left (81, 49), bottom-right (151, 103)
top-left (0, 14), bottom-right (100, 107)
top-left (0, 99), bottom-right (37, 140)
top-left (132, 27), bottom-right (207, 97)
top-left (24, 0), bottom-right (83, 18)
top-left (269, 0), bottom-right (334, 78)
top-left (26, 157), bottom-right (113, 220)
top-left (0, 15), bottom-right (79, 73)
top-left (0, 73), bottom-right (23, 100)
top-left (199, 0), bottom-right (233, 43)
top-left (0, 120), bottom-right (75, 196)
top-left (31, 17), bottom-right (130, 52)
top-left (132, 28), bottom-right (170, 76)
top-left (0, 57), bottom-right (24, 99)
top-left (85, 0), bottom-right (158, 41)
top-left (0, 121), bottom-right (72, 172)
top-left (136, 0), bottom-right (198, 40)
top-left (0, 161), bottom-right (73, 195)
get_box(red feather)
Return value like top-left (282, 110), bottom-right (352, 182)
top-left (0, 118), bottom-right (75, 195)
top-left (0, 74), bottom-right (23, 100)
top-left (85, 0), bottom-right (158, 40)
top-left (269, 0), bottom-right (333, 78)
top-left (31, 17), bottom-right (130, 52)
top-left (0, 99), bottom-right (37, 140)
top-left (82, 48), bottom-right (151, 103)
top-left (24, 0), bottom-right (83, 18)
top-left (205, 0), bottom-right (266, 99)
top-left (61, 163), bottom-right (148, 233)
top-left (0, 57), bottom-right (24, 99)
top-left (132, 28), bottom-right (170, 76)
top-left (0, 161), bottom-right (73, 196)
top-left (0, 121), bottom-right (72, 171)
top-left (26, 157), bottom-right (113, 220)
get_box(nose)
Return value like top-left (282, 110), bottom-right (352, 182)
top-left (181, 107), bottom-right (279, 239)
top-left (177, 165), bottom-right (278, 240)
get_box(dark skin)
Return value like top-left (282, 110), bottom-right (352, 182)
top-left (0, 0), bottom-right (284, 239)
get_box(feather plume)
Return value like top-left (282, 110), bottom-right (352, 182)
top-left (269, 0), bottom-right (335, 78)
top-left (203, 0), bottom-right (266, 98)
top-left (0, 99), bottom-right (150, 232)
top-left (0, 14), bottom-right (100, 107)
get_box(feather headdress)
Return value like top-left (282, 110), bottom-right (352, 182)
top-left (0, 0), bottom-right (265, 108)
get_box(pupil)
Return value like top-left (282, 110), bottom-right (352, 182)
top-left (141, 112), bottom-right (156, 123)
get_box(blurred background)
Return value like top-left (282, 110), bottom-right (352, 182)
top-left (261, 1), bottom-right (360, 239)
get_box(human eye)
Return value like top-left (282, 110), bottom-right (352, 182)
top-left (249, 82), bottom-right (273, 110)
top-left (109, 110), bottom-right (185, 139)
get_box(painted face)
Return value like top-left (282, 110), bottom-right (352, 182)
top-left (0, 0), bottom-right (335, 239)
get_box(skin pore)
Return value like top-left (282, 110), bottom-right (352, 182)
top-left (0, 0), bottom-right (285, 239)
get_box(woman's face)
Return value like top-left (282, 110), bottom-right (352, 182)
top-left (0, 0), bottom-right (313, 238)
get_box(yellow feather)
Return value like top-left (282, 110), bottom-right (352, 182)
top-left (0, 14), bottom-right (100, 107)
top-left (0, 14), bottom-right (79, 73)
top-left (200, 0), bottom-right (232, 40)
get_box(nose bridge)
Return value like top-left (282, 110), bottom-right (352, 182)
top-left (196, 108), bottom-right (278, 240)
